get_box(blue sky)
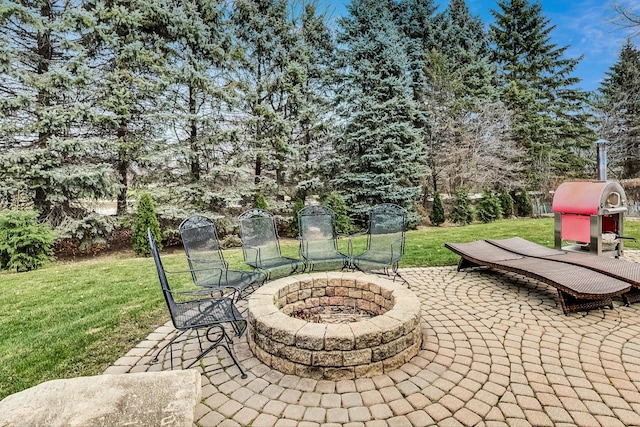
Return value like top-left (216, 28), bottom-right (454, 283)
top-left (319, 0), bottom-right (640, 92)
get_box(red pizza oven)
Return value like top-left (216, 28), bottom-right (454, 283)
top-left (552, 181), bottom-right (627, 256)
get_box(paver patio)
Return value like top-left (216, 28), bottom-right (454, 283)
top-left (106, 253), bottom-right (640, 426)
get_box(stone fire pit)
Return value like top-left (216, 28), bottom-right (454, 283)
top-left (247, 272), bottom-right (422, 380)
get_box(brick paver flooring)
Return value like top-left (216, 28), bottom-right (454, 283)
top-left (106, 252), bottom-right (640, 426)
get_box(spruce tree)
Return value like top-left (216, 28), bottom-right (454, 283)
top-left (450, 188), bottom-right (474, 225)
top-left (323, 192), bottom-right (351, 234)
top-left (82, 0), bottom-right (175, 215)
top-left (429, 192), bottom-right (445, 226)
top-left (132, 193), bottom-right (161, 256)
top-left (499, 188), bottom-right (515, 218)
top-left (490, 0), bottom-right (593, 189)
top-left (0, 1), bottom-right (117, 225)
top-left (230, 0), bottom-right (302, 187)
top-left (291, 3), bottom-right (337, 199)
top-left (598, 40), bottom-right (640, 179)
top-left (333, 0), bottom-right (426, 217)
top-left (433, 0), bottom-right (496, 102)
top-left (476, 189), bottom-right (502, 223)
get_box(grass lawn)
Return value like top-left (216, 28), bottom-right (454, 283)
top-left (1, 216), bottom-right (639, 399)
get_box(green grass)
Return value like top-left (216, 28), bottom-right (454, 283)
top-left (1, 217), bottom-right (639, 399)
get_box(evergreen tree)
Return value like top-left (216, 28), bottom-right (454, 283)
top-left (230, 0), bottom-right (303, 188)
top-left (429, 192), bottom-right (445, 226)
top-left (394, 0), bottom-right (438, 99)
top-left (323, 192), bottom-right (351, 234)
top-left (490, 0), bottom-right (594, 190)
top-left (254, 193), bottom-right (268, 210)
top-left (161, 0), bottom-right (235, 184)
top-left (0, 210), bottom-right (55, 272)
top-left (0, 1), bottom-right (117, 226)
top-left (513, 189), bottom-right (533, 217)
top-left (132, 193), bottom-right (161, 256)
top-left (333, 0), bottom-right (426, 217)
top-left (476, 189), bottom-right (502, 223)
top-left (449, 187), bottom-right (473, 225)
top-left (499, 188), bottom-right (515, 217)
top-left (82, 0), bottom-right (175, 215)
top-left (433, 0), bottom-right (496, 102)
top-left (598, 40), bottom-right (640, 179)
top-left (290, 3), bottom-right (337, 199)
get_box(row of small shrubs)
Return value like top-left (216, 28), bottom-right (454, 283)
top-left (429, 188), bottom-right (533, 226)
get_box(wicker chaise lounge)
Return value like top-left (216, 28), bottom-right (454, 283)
top-left (445, 240), bottom-right (631, 314)
top-left (487, 237), bottom-right (640, 305)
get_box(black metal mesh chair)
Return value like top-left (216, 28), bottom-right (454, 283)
top-left (148, 229), bottom-right (247, 377)
top-left (298, 205), bottom-right (350, 272)
top-left (179, 215), bottom-right (265, 300)
top-left (351, 203), bottom-right (407, 278)
top-left (238, 209), bottom-right (305, 279)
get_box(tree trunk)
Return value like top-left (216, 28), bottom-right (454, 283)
top-left (34, 2), bottom-right (53, 218)
top-left (189, 84), bottom-right (200, 181)
top-left (116, 123), bottom-right (128, 216)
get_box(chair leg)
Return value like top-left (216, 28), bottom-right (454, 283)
top-left (152, 329), bottom-right (189, 369)
top-left (184, 325), bottom-right (247, 379)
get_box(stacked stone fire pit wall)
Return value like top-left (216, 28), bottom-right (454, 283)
top-left (247, 272), bottom-right (422, 380)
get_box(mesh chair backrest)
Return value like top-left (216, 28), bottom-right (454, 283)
top-left (238, 209), bottom-right (283, 262)
top-left (179, 216), bottom-right (227, 285)
top-left (367, 203), bottom-right (407, 253)
top-left (299, 205), bottom-right (339, 257)
top-left (148, 229), bottom-right (179, 326)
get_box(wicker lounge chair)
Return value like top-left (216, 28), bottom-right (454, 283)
top-left (298, 205), bottom-right (350, 272)
top-left (487, 237), bottom-right (640, 305)
top-left (238, 209), bottom-right (305, 279)
top-left (180, 215), bottom-right (266, 300)
top-left (148, 229), bottom-right (248, 376)
top-left (445, 240), bottom-right (631, 314)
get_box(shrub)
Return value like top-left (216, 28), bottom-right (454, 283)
top-left (254, 192), bottom-right (268, 210)
top-left (450, 188), bottom-right (474, 225)
top-left (513, 189), bottom-right (533, 217)
top-left (0, 210), bottom-right (55, 272)
top-left (132, 193), bottom-right (161, 256)
top-left (476, 190), bottom-right (503, 223)
top-left (429, 192), bottom-right (445, 226)
top-left (323, 192), bottom-right (351, 234)
top-left (499, 189), bottom-right (515, 218)
top-left (57, 213), bottom-right (116, 251)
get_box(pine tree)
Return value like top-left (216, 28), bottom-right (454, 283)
top-left (82, 0), bottom-right (175, 215)
top-left (132, 193), bottom-right (161, 256)
top-left (429, 192), bottom-right (445, 226)
top-left (476, 189), bottom-right (502, 223)
top-left (433, 0), bottom-right (496, 102)
top-left (490, 0), bottom-right (594, 190)
top-left (0, 1), bottom-right (118, 225)
top-left (450, 187), bottom-right (473, 225)
top-left (230, 0), bottom-right (302, 188)
top-left (161, 0), bottom-right (235, 184)
top-left (333, 0), bottom-right (426, 218)
top-left (323, 192), bottom-right (351, 234)
top-left (499, 188), bottom-right (515, 218)
top-left (599, 40), bottom-right (640, 179)
top-left (290, 3), bottom-right (337, 199)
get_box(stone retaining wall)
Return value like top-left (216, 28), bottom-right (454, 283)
top-left (247, 272), bottom-right (422, 380)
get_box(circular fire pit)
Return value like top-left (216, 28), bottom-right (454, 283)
top-left (247, 272), bottom-right (422, 380)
